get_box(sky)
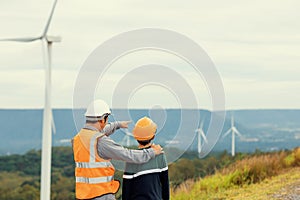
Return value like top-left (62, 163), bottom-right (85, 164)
top-left (0, 0), bottom-right (299, 109)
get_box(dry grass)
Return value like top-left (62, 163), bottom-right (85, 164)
top-left (222, 151), bottom-right (287, 184)
top-left (171, 147), bottom-right (300, 200)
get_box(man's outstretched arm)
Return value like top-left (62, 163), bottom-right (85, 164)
top-left (97, 136), bottom-right (163, 163)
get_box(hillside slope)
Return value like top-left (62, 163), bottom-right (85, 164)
top-left (171, 147), bottom-right (300, 200)
top-left (172, 167), bottom-right (300, 200)
top-left (221, 167), bottom-right (300, 200)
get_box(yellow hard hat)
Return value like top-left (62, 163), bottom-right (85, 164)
top-left (133, 117), bottom-right (157, 141)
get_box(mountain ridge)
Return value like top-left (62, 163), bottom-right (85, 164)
top-left (0, 109), bottom-right (299, 155)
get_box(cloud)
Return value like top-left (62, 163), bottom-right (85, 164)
top-left (0, 0), bottom-right (299, 109)
top-left (0, 69), bottom-right (77, 108)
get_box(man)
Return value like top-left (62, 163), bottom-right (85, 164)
top-left (122, 117), bottom-right (169, 200)
top-left (73, 99), bottom-right (163, 200)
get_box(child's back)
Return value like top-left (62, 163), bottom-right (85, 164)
top-left (122, 117), bottom-right (169, 200)
top-left (123, 149), bottom-right (169, 200)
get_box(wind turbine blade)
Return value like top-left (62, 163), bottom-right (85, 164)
top-left (200, 120), bottom-right (204, 129)
top-left (127, 135), bottom-right (130, 147)
top-left (124, 129), bottom-right (132, 136)
top-left (200, 131), bottom-right (208, 143)
top-left (122, 135), bottom-right (130, 146)
top-left (197, 132), bottom-right (201, 154)
top-left (0, 37), bottom-right (41, 42)
top-left (51, 110), bottom-right (56, 134)
top-left (43, 0), bottom-right (58, 36)
top-left (223, 129), bottom-right (231, 138)
top-left (121, 136), bottom-right (126, 145)
top-left (126, 132), bottom-right (132, 137)
top-left (234, 128), bottom-right (243, 138)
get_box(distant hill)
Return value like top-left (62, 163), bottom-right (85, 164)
top-left (213, 109), bottom-right (300, 152)
top-left (0, 109), bottom-right (299, 155)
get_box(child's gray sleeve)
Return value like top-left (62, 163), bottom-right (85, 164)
top-left (97, 136), bottom-right (155, 163)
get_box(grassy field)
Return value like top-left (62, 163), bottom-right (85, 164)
top-left (171, 148), bottom-right (300, 200)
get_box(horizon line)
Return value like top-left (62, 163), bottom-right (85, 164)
top-left (0, 107), bottom-right (300, 111)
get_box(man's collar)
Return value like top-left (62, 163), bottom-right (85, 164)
top-left (83, 125), bottom-right (99, 131)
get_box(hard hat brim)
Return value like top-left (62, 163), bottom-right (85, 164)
top-left (85, 113), bottom-right (110, 121)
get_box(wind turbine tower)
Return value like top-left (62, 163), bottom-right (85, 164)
top-left (195, 120), bottom-right (208, 158)
top-left (223, 114), bottom-right (243, 157)
top-left (0, 1), bottom-right (60, 199)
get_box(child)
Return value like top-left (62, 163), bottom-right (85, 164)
top-left (122, 117), bottom-right (169, 200)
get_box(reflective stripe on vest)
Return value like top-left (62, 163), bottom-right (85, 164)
top-left (76, 176), bottom-right (113, 184)
top-left (76, 161), bottom-right (111, 168)
top-left (89, 132), bottom-right (104, 162)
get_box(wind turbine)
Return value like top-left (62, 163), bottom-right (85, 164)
top-left (195, 120), bottom-right (208, 158)
top-left (122, 129), bottom-right (133, 147)
top-left (0, 1), bottom-right (60, 199)
top-left (223, 113), bottom-right (243, 157)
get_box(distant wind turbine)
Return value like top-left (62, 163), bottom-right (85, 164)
top-left (0, 1), bottom-right (60, 200)
top-left (223, 114), bottom-right (243, 157)
top-left (195, 120), bottom-right (208, 158)
top-left (122, 129), bottom-right (133, 147)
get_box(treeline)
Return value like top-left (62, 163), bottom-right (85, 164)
top-left (0, 147), bottom-right (75, 200)
top-left (0, 147), bottom-right (74, 176)
top-left (0, 146), bottom-right (283, 199)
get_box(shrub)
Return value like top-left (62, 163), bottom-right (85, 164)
top-left (169, 158), bottom-right (196, 187)
top-left (229, 168), bottom-right (252, 185)
top-left (283, 147), bottom-right (300, 167)
top-left (224, 151), bottom-right (287, 185)
top-left (284, 154), bottom-right (296, 167)
top-left (293, 147), bottom-right (300, 166)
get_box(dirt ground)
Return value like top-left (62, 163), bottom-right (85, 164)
top-left (270, 178), bottom-right (300, 200)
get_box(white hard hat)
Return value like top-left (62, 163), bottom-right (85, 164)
top-left (85, 99), bottom-right (111, 121)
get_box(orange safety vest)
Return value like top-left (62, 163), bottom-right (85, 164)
top-left (73, 128), bottom-right (120, 199)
